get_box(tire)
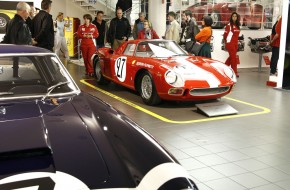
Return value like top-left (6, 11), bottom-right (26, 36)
top-left (138, 71), bottom-right (161, 106)
top-left (211, 11), bottom-right (222, 29)
top-left (93, 57), bottom-right (109, 85)
top-left (0, 13), bottom-right (10, 34)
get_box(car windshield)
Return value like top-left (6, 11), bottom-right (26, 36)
top-left (135, 40), bottom-right (187, 58)
top-left (0, 54), bottom-right (79, 99)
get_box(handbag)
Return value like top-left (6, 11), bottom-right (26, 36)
top-left (191, 42), bottom-right (206, 55)
top-left (191, 29), bottom-right (212, 55)
top-left (185, 40), bottom-right (194, 52)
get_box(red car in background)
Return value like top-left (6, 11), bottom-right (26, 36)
top-left (188, 1), bottom-right (265, 29)
top-left (92, 40), bottom-right (236, 105)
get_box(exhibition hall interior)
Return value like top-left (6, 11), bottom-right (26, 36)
top-left (0, 0), bottom-right (290, 189)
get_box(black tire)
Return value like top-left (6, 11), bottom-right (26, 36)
top-left (0, 13), bottom-right (10, 34)
top-left (211, 11), bottom-right (222, 29)
top-left (93, 57), bottom-right (109, 85)
top-left (138, 71), bottom-right (161, 106)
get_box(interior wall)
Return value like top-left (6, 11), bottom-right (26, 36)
top-left (211, 29), bottom-right (272, 68)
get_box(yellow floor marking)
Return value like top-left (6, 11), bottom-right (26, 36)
top-left (81, 79), bottom-right (271, 124)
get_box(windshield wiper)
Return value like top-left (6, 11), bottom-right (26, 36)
top-left (172, 54), bottom-right (187, 57)
top-left (0, 92), bottom-right (14, 96)
top-left (41, 81), bottom-right (70, 102)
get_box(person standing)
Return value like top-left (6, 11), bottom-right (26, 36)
top-left (92, 11), bottom-right (106, 49)
top-left (107, 8), bottom-right (131, 50)
top-left (77, 14), bottom-right (99, 77)
top-left (116, 0), bottom-right (132, 24)
top-left (223, 12), bottom-right (241, 77)
top-left (31, 0), bottom-right (54, 51)
top-left (164, 11), bottom-right (181, 44)
top-left (183, 10), bottom-right (200, 52)
top-left (195, 16), bottom-right (213, 58)
top-left (54, 12), bottom-right (70, 60)
top-left (269, 16), bottom-right (282, 76)
top-left (137, 20), bottom-right (159, 39)
top-left (25, 5), bottom-right (36, 32)
top-left (1, 2), bottom-right (33, 45)
top-left (132, 12), bottom-right (146, 39)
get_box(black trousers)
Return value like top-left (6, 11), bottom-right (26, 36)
top-left (270, 46), bottom-right (280, 74)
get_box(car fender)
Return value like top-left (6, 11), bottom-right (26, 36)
top-left (72, 93), bottom-right (197, 188)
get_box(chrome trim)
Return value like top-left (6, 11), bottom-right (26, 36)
top-left (0, 91), bottom-right (81, 101)
top-left (189, 86), bottom-right (230, 96)
top-left (0, 52), bottom-right (56, 57)
top-left (0, 52), bottom-right (81, 101)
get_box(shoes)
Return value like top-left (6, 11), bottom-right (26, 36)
top-left (89, 73), bottom-right (95, 77)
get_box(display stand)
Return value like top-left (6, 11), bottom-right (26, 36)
top-left (196, 102), bottom-right (238, 117)
top-left (257, 52), bottom-right (264, 72)
top-left (251, 51), bottom-right (271, 73)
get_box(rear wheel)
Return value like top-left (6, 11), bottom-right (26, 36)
top-left (0, 14), bottom-right (10, 34)
top-left (138, 71), bottom-right (161, 106)
top-left (94, 58), bottom-right (109, 85)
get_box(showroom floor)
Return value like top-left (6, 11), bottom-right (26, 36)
top-left (65, 60), bottom-right (290, 190)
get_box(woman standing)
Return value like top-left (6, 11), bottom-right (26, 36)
top-left (137, 20), bottom-right (159, 39)
top-left (54, 12), bottom-right (70, 60)
top-left (77, 14), bottom-right (99, 77)
top-left (195, 16), bottom-right (213, 58)
top-left (223, 12), bottom-right (241, 77)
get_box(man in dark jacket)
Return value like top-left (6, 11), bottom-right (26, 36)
top-left (92, 11), bottom-right (106, 49)
top-left (1, 2), bottom-right (33, 45)
top-left (116, 0), bottom-right (132, 24)
top-left (31, 0), bottom-right (54, 51)
top-left (182, 10), bottom-right (200, 52)
top-left (107, 8), bottom-right (131, 50)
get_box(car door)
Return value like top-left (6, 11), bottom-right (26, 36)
top-left (109, 43), bottom-right (137, 89)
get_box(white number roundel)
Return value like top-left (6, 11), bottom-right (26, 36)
top-left (0, 171), bottom-right (89, 190)
top-left (114, 57), bottom-right (127, 82)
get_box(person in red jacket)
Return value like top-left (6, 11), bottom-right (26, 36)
top-left (77, 14), bottom-right (99, 77)
top-left (269, 16), bottom-right (282, 76)
top-left (137, 20), bottom-right (159, 39)
top-left (223, 12), bottom-right (241, 77)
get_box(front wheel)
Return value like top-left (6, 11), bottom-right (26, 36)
top-left (138, 71), bottom-right (161, 106)
top-left (0, 13), bottom-right (10, 34)
top-left (94, 58), bottom-right (109, 85)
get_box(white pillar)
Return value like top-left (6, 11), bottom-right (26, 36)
top-left (277, 0), bottom-right (289, 88)
top-left (148, 0), bottom-right (166, 38)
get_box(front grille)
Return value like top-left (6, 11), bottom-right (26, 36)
top-left (189, 86), bottom-right (230, 96)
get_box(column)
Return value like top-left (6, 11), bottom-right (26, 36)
top-left (148, 0), bottom-right (167, 38)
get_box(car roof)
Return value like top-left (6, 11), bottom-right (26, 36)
top-left (0, 44), bottom-right (52, 54)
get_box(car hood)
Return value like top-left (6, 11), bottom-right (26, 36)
top-left (158, 56), bottom-right (232, 86)
top-left (0, 94), bottom-right (185, 189)
top-left (0, 97), bottom-right (109, 188)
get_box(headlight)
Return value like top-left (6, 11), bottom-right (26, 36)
top-left (224, 66), bottom-right (237, 83)
top-left (165, 70), bottom-right (177, 84)
top-left (211, 62), bottom-right (237, 83)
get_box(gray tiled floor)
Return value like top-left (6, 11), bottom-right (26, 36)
top-left (67, 61), bottom-right (290, 190)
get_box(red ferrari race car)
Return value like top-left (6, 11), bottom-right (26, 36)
top-left (92, 40), bottom-right (236, 105)
top-left (188, 1), bottom-right (265, 29)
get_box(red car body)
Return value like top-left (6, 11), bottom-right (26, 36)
top-left (188, 2), bottom-right (264, 29)
top-left (92, 40), bottom-right (236, 105)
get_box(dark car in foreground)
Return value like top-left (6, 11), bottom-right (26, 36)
top-left (0, 44), bottom-right (198, 189)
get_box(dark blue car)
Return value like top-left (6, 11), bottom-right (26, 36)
top-left (0, 44), bottom-right (198, 190)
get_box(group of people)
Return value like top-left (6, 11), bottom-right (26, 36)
top-left (1, 0), bottom-right (53, 50)
top-left (0, 0), bottom-right (282, 79)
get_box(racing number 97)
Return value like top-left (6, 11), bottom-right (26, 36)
top-left (116, 57), bottom-right (126, 78)
top-left (0, 177), bottom-right (55, 190)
